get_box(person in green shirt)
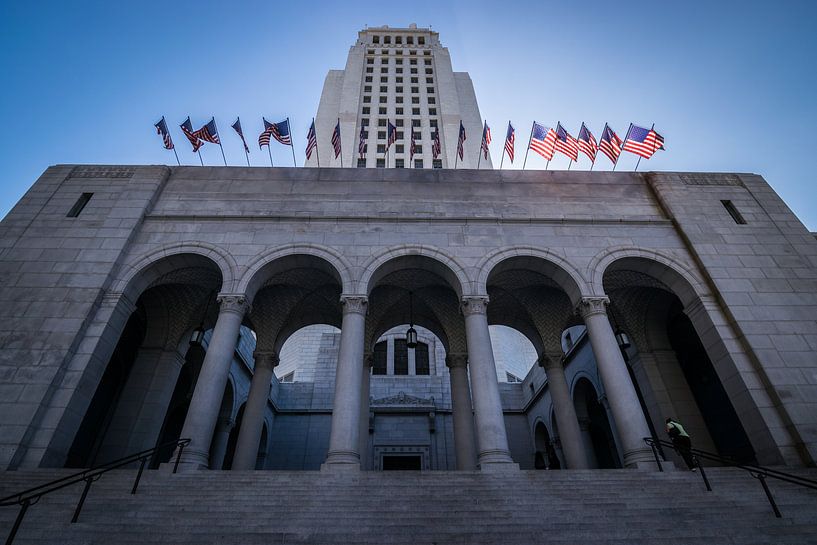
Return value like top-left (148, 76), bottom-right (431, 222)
top-left (666, 418), bottom-right (696, 471)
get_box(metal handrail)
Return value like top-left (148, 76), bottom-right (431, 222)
top-left (1, 438), bottom-right (190, 545)
top-left (644, 437), bottom-right (817, 518)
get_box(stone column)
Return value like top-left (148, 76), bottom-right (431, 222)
top-left (461, 296), bottom-right (516, 469)
top-left (579, 297), bottom-right (654, 468)
top-left (538, 354), bottom-right (588, 469)
top-left (325, 296), bottom-right (367, 468)
top-left (209, 417), bottom-right (235, 470)
top-left (446, 353), bottom-right (477, 470)
top-left (176, 294), bottom-right (249, 469)
top-left (232, 351), bottom-right (278, 471)
top-left (359, 353), bottom-right (373, 470)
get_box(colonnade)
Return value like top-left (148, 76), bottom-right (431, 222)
top-left (174, 293), bottom-right (655, 470)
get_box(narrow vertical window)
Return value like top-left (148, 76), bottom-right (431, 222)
top-left (394, 339), bottom-right (408, 375)
top-left (373, 341), bottom-right (387, 375)
top-left (414, 342), bottom-right (429, 375)
top-left (67, 193), bottom-right (93, 217)
top-left (721, 200), bottom-right (747, 224)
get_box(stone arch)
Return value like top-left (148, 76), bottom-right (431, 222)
top-left (238, 244), bottom-right (354, 301)
top-left (359, 245), bottom-right (469, 297)
top-left (112, 242), bottom-right (237, 299)
top-left (476, 247), bottom-right (590, 306)
top-left (570, 369), bottom-right (601, 399)
top-left (589, 247), bottom-right (707, 306)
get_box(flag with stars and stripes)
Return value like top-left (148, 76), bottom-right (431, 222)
top-left (231, 118), bottom-right (249, 154)
top-left (410, 128), bottom-right (416, 160)
top-left (554, 122), bottom-right (578, 161)
top-left (622, 124), bottom-right (665, 159)
top-left (180, 117), bottom-right (202, 152)
top-left (432, 126), bottom-right (441, 159)
top-left (599, 124), bottom-right (623, 165)
top-left (457, 121), bottom-right (466, 160)
top-left (305, 121), bottom-right (317, 160)
top-left (480, 122), bottom-right (492, 160)
top-left (331, 120), bottom-right (342, 158)
top-left (387, 121), bottom-right (397, 151)
top-left (155, 117), bottom-right (174, 150)
top-left (504, 122), bottom-right (515, 163)
top-left (529, 122), bottom-right (557, 160)
top-left (193, 118), bottom-right (220, 145)
top-left (577, 123), bottom-right (598, 163)
top-left (358, 124), bottom-right (367, 159)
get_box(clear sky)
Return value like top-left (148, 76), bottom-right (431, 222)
top-left (2, 1), bottom-right (816, 227)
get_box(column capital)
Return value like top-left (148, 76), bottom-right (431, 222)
top-left (340, 295), bottom-right (368, 315)
top-left (461, 296), bottom-right (489, 316)
top-left (253, 350), bottom-right (279, 370)
top-left (216, 293), bottom-right (250, 316)
top-left (446, 353), bottom-right (469, 369)
top-left (537, 353), bottom-right (564, 370)
top-left (578, 296), bottom-right (610, 318)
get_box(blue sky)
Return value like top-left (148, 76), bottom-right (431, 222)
top-left (2, 1), bottom-right (816, 227)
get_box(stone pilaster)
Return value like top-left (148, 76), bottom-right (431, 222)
top-left (446, 353), bottom-right (477, 470)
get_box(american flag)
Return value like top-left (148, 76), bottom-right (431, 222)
top-left (480, 122), bottom-right (491, 160)
top-left (193, 118), bottom-right (220, 145)
top-left (259, 118), bottom-right (274, 148)
top-left (457, 121), bottom-right (466, 160)
top-left (155, 117), bottom-right (174, 150)
top-left (409, 128), bottom-right (416, 160)
top-left (180, 117), bottom-right (202, 152)
top-left (270, 119), bottom-right (292, 146)
top-left (305, 121), bottom-right (317, 160)
top-left (432, 126), bottom-right (441, 159)
top-left (599, 124), bottom-right (623, 165)
top-left (231, 118), bottom-right (249, 154)
top-left (504, 122), bottom-right (515, 163)
top-left (554, 122), bottom-right (578, 161)
top-left (387, 121), bottom-right (397, 150)
top-left (331, 120), bottom-right (342, 158)
top-left (577, 123), bottom-right (598, 163)
top-left (529, 122), bottom-right (557, 160)
top-left (622, 124), bottom-right (664, 159)
top-left (358, 124), bottom-right (367, 159)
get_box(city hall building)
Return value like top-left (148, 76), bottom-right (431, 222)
top-left (1, 25), bottom-right (816, 480)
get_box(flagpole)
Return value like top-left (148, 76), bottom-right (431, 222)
top-left (172, 147), bottom-right (180, 166)
top-left (586, 123), bottom-right (597, 172)
top-left (499, 120), bottom-right (509, 170)
top-left (237, 117), bottom-right (250, 167)
top-left (267, 146), bottom-right (274, 167)
top-left (314, 118), bottom-right (321, 168)
top-left (614, 123), bottom-right (632, 172)
top-left (477, 121), bottom-right (484, 170)
top-left (522, 121), bottom-right (534, 170)
top-left (197, 150), bottom-right (204, 166)
top-left (213, 119), bottom-right (227, 166)
top-left (633, 123), bottom-right (653, 173)
top-left (287, 118), bottom-right (297, 166)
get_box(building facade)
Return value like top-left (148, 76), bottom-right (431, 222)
top-left (1, 165), bottom-right (816, 473)
top-left (308, 24), bottom-right (490, 169)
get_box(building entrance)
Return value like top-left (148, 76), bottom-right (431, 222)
top-left (382, 455), bottom-right (422, 470)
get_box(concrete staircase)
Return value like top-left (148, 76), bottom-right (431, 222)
top-left (2, 468), bottom-right (816, 545)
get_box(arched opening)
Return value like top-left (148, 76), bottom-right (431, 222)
top-left (573, 378), bottom-right (620, 468)
top-left (277, 324), bottom-right (342, 383)
top-left (222, 403), bottom-right (246, 470)
top-left (489, 325), bottom-right (537, 383)
top-left (603, 257), bottom-right (755, 462)
top-left (65, 253), bottom-right (223, 468)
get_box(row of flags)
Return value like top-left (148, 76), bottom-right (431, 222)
top-left (480, 121), bottom-right (665, 171)
top-left (155, 116), bottom-right (664, 170)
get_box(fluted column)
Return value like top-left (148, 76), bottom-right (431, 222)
top-left (461, 296), bottom-right (516, 469)
top-left (176, 294), bottom-right (249, 469)
top-left (232, 351), bottom-right (278, 470)
top-left (359, 353), bottom-right (373, 470)
top-left (209, 417), bottom-right (234, 470)
top-left (325, 295), bottom-right (367, 468)
top-left (538, 353), bottom-right (588, 469)
top-left (446, 353), bottom-right (478, 470)
top-left (579, 296), bottom-right (654, 468)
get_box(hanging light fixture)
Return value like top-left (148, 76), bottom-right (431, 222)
top-left (189, 291), bottom-right (213, 346)
top-left (609, 300), bottom-right (631, 350)
top-left (406, 291), bottom-right (418, 349)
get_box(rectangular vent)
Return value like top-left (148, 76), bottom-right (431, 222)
top-left (721, 200), bottom-right (747, 224)
top-left (67, 193), bottom-right (93, 217)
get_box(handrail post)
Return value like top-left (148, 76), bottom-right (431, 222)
top-left (173, 442), bottom-right (185, 474)
top-left (756, 473), bottom-right (782, 518)
top-left (646, 438), bottom-right (663, 472)
top-left (131, 457), bottom-right (147, 495)
top-left (695, 457), bottom-right (712, 492)
top-left (5, 500), bottom-right (31, 545)
top-left (71, 477), bottom-right (94, 523)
